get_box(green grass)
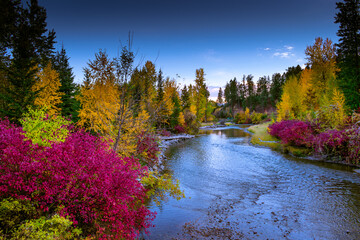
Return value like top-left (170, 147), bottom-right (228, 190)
top-left (248, 122), bottom-right (312, 157)
top-left (200, 122), bottom-right (215, 127)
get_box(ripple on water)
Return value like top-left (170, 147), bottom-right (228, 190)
top-left (146, 127), bottom-right (360, 240)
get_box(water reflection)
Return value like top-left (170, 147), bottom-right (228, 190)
top-left (146, 127), bottom-right (360, 239)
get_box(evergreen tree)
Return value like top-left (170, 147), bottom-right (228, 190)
top-left (256, 76), bottom-right (269, 111)
top-left (181, 85), bottom-right (190, 110)
top-left (194, 68), bottom-right (207, 121)
top-left (0, 0), bottom-right (20, 50)
top-left (269, 73), bottom-right (285, 107)
top-left (224, 78), bottom-right (238, 117)
top-left (53, 46), bottom-right (80, 121)
top-left (335, 0), bottom-right (360, 109)
top-left (245, 75), bottom-right (256, 110)
top-left (238, 76), bottom-right (247, 109)
top-left (217, 87), bottom-right (223, 104)
top-left (156, 69), bottom-right (164, 103)
top-left (284, 65), bottom-right (302, 80)
top-left (170, 91), bottom-right (181, 127)
top-left (0, 0), bottom-right (56, 122)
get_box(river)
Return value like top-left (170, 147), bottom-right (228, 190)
top-left (145, 126), bottom-right (360, 239)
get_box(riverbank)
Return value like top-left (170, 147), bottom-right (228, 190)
top-left (199, 121), bottom-right (233, 129)
top-left (248, 122), bottom-right (360, 168)
top-left (248, 122), bottom-right (311, 157)
top-left (147, 125), bottom-right (360, 240)
top-left (156, 134), bottom-right (195, 170)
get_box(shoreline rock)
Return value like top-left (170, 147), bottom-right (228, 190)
top-left (199, 124), bottom-right (226, 129)
top-left (154, 134), bottom-right (195, 171)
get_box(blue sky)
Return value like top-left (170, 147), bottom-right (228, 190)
top-left (39, 0), bottom-right (339, 98)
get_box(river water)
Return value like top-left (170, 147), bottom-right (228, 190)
top-left (145, 126), bottom-right (360, 239)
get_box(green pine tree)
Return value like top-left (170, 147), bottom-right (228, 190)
top-left (0, 0), bottom-right (56, 123)
top-left (335, 0), bottom-right (360, 110)
top-left (53, 46), bottom-right (80, 122)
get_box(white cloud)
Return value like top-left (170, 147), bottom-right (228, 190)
top-left (284, 45), bottom-right (294, 51)
top-left (207, 86), bottom-right (222, 100)
top-left (208, 86), bottom-right (220, 93)
top-left (273, 52), bottom-right (291, 58)
top-left (264, 47), bottom-right (271, 51)
top-left (296, 58), bottom-right (303, 63)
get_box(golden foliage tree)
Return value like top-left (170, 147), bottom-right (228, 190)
top-left (277, 92), bottom-right (293, 121)
top-left (77, 50), bottom-right (153, 156)
top-left (299, 68), bottom-right (317, 110)
top-left (276, 76), bottom-right (303, 120)
top-left (317, 88), bottom-right (347, 129)
top-left (194, 68), bottom-right (208, 121)
top-left (32, 63), bottom-right (63, 116)
top-left (305, 37), bottom-right (337, 105)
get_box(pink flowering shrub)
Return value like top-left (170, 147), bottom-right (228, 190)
top-left (158, 129), bottom-right (171, 137)
top-left (344, 126), bottom-right (360, 164)
top-left (136, 132), bottom-right (160, 167)
top-left (269, 119), bottom-right (360, 164)
top-left (173, 125), bottom-right (186, 134)
top-left (268, 120), bottom-right (314, 147)
top-left (0, 119), bottom-right (155, 239)
top-left (311, 129), bottom-right (348, 155)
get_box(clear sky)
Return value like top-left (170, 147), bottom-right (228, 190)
top-left (39, 0), bottom-right (339, 98)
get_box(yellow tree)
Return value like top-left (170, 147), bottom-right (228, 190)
top-left (317, 88), bottom-right (347, 129)
top-left (194, 69), bottom-right (208, 121)
top-left (77, 50), bottom-right (153, 156)
top-left (77, 50), bottom-right (118, 135)
top-left (299, 68), bottom-right (317, 110)
top-left (276, 74), bottom-right (308, 121)
top-left (188, 84), bottom-right (197, 115)
top-left (32, 63), bottom-right (63, 116)
top-left (305, 37), bottom-right (337, 105)
top-left (276, 91), bottom-right (293, 121)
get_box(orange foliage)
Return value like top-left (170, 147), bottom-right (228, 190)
top-left (33, 63), bottom-right (63, 116)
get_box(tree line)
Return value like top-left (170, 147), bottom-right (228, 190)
top-left (220, 65), bottom-right (302, 117)
top-left (0, 0), bottom-right (215, 137)
top-left (221, 0), bottom-right (359, 118)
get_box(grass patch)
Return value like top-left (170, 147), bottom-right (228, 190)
top-left (248, 122), bottom-right (282, 149)
top-left (201, 122), bottom-right (215, 127)
top-left (285, 146), bottom-right (312, 157)
top-left (248, 121), bottom-right (312, 157)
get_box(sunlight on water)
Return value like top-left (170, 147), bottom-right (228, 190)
top-left (145, 126), bottom-right (360, 240)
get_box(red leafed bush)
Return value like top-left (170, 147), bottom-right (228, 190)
top-left (344, 126), bottom-right (360, 164)
top-left (158, 129), bottom-right (171, 137)
top-left (311, 129), bottom-right (348, 155)
top-left (0, 120), bottom-right (155, 239)
top-left (136, 131), bottom-right (160, 167)
top-left (173, 125), bottom-right (186, 134)
top-left (268, 120), bottom-right (314, 147)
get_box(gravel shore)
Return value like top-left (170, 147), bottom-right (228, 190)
top-left (155, 134), bottom-right (195, 170)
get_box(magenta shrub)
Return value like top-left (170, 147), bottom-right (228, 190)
top-left (269, 119), bottom-right (360, 164)
top-left (344, 126), bottom-right (360, 164)
top-left (136, 132), bottom-right (160, 167)
top-left (0, 120), bottom-right (155, 239)
top-left (312, 129), bottom-right (348, 155)
top-left (173, 125), bottom-right (186, 134)
top-left (268, 120), bottom-right (314, 147)
top-left (158, 129), bottom-right (171, 137)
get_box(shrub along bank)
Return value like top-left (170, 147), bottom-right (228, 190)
top-left (249, 117), bottom-right (360, 164)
